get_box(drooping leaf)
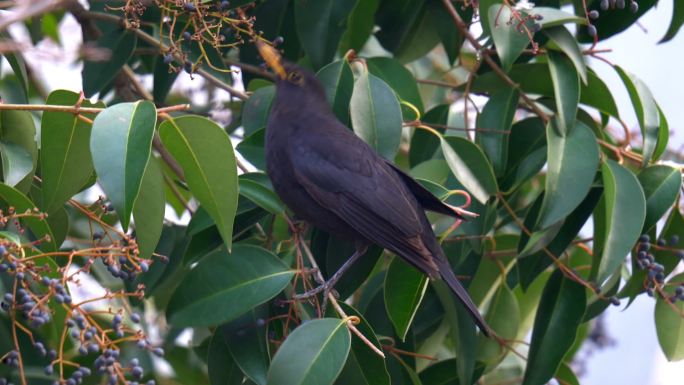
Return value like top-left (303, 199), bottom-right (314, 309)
top-left (208, 332), bottom-right (244, 385)
top-left (555, 362), bottom-right (580, 385)
top-left (1, 41), bottom-right (29, 103)
top-left (366, 57), bottom-right (424, 116)
top-left (638, 165), bottom-right (682, 233)
top-left (660, 0), bottom-right (684, 43)
top-left (476, 87), bottom-right (518, 176)
top-left (41, 90), bottom-right (101, 213)
top-left (339, 0), bottom-right (380, 53)
top-left (544, 26), bottom-right (587, 84)
top-left (132, 156), bottom-right (165, 260)
top-left (242, 85), bottom-right (275, 137)
top-left (655, 272), bottom-right (684, 361)
top-left (294, 0), bottom-right (355, 69)
top-left (653, 105), bottom-right (670, 161)
top-left (384, 257), bottom-right (429, 341)
top-left (267, 318), bottom-right (351, 385)
top-left (440, 136), bottom-right (498, 204)
top-left (167, 245), bottom-right (293, 327)
top-left (0, 109), bottom-right (37, 193)
top-left (500, 117), bottom-right (547, 192)
top-left (0, 183), bottom-right (56, 252)
top-left (488, 4), bottom-right (537, 72)
top-left (159, 115), bottom-right (239, 249)
top-left (0, 141), bottom-right (32, 188)
top-left (91, 101), bottom-right (157, 230)
top-left (547, 51), bottom-right (579, 136)
top-left (221, 306), bottom-right (270, 385)
top-left (615, 66), bottom-right (660, 165)
top-left (317, 59), bottom-right (354, 125)
top-left (522, 270), bottom-right (586, 385)
top-left (427, 0), bottom-right (471, 65)
top-left (82, 28), bottom-right (137, 97)
top-left (476, 284), bottom-right (520, 366)
top-left (375, 0), bottom-right (440, 63)
top-left (236, 128), bottom-right (266, 171)
top-left (537, 120), bottom-right (598, 229)
top-left (592, 160), bottom-right (646, 285)
top-left (238, 176), bottom-right (285, 215)
top-left (350, 69), bottom-right (402, 160)
top-left (534, 7), bottom-right (586, 28)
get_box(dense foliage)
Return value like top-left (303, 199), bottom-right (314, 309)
top-left (0, 1), bottom-right (683, 385)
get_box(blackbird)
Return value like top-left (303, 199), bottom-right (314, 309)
top-left (257, 43), bottom-right (490, 336)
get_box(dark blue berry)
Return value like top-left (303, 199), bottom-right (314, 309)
top-left (184, 2), bottom-right (196, 12)
top-left (630, 1), bottom-right (639, 13)
top-left (152, 347), bottom-right (165, 357)
top-left (589, 10), bottom-right (599, 19)
top-left (131, 313), bottom-right (141, 323)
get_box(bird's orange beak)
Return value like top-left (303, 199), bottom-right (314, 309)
top-left (256, 41), bottom-right (287, 80)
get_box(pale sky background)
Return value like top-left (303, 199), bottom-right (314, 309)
top-left (3, 2), bottom-right (684, 384)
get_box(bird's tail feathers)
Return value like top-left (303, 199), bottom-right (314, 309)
top-left (436, 259), bottom-right (491, 337)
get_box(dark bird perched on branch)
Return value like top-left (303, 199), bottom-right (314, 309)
top-left (257, 42), bottom-right (490, 336)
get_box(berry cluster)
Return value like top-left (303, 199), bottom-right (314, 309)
top-left (633, 234), bottom-right (684, 299)
top-left (587, 0), bottom-right (640, 37)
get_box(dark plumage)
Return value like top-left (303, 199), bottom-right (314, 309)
top-left (263, 54), bottom-right (489, 336)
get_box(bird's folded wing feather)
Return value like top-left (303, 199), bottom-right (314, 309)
top-left (290, 135), bottom-right (440, 276)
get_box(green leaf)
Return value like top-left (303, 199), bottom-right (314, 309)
top-left (547, 51), bottom-right (579, 136)
top-left (615, 66), bottom-right (660, 165)
top-left (375, 0), bottom-right (440, 63)
top-left (82, 28), bottom-right (137, 97)
top-left (660, 0), bottom-right (684, 43)
top-left (236, 128), bottom-right (266, 171)
top-left (500, 117), bottom-right (547, 192)
top-left (476, 284), bottom-right (520, 366)
top-left (556, 362), bottom-right (580, 385)
top-left (522, 270), bottom-right (586, 385)
top-left (350, 69), bottom-right (402, 160)
top-left (427, 0), bottom-right (471, 65)
top-left (317, 59), bottom-right (354, 125)
top-left (593, 160), bottom-right (646, 285)
top-left (242, 85), bottom-right (275, 137)
top-left (366, 57), bottom-right (424, 116)
top-left (41, 90), bottom-right (101, 213)
top-left (384, 257), bottom-right (429, 341)
top-left (1, 36), bottom-right (29, 103)
top-left (339, 0), bottom-right (380, 53)
top-left (638, 165), bottom-right (682, 233)
top-left (418, 359), bottom-right (459, 385)
top-left (222, 306), bottom-right (270, 385)
top-left (653, 105), bottom-right (670, 161)
top-left (132, 156), bottom-right (165, 260)
top-left (534, 7), bottom-right (586, 28)
top-left (0, 141), bottom-right (32, 188)
top-left (267, 318), bottom-right (351, 385)
top-left (335, 303), bottom-right (390, 385)
top-left (91, 101), bottom-right (157, 230)
top-left (441, 136), bottom-right (498, 205)
top-left (294, 0), bottom-right (355, 69)
top-left (476, 87), bottom-right (518, 176)
top-left (655, 272), bottom-right (684, 361)
top-left (159, 116), bottom-right (239, 249)
top-left (239, 176), bottom-right (285, 215)
top-left (167, 244), bottom-right (293, 327)
top-left (488, 4), bottom-right (537, 72)
top-left (537, 121), bottom-right (598, 229)
top-left (0, 183), bottom-right (56, 252)
top-left (469, 63), bottom-right (619, 118)
top-left (0, 109), bottom-right (37, 194)
top-left (409, 105), bottom-right (448, 167)
top-left (208, 332), bottom-right (244, 385)
top-left (544, 26), bottom-right (587, 84)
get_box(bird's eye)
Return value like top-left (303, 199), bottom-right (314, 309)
top-left (287, 71), bottom-right (304, 85)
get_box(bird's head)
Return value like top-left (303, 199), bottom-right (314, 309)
top-left (256, 41), bottom-right (327, 106)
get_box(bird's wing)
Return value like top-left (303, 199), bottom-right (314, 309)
top-left (290, 132), bottom-right (441, 277)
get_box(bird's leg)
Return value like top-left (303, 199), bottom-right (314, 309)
top-left (294, 244), bottom-right (368, 312)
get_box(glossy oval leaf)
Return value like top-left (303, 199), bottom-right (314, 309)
top-left (132, 156), bottom-right (165, 260)
top-left (476, 284), bottom-right (520, 365)
top-left (267, 318), bottom-right (351, 385)
top-left (522, 270), bottom-right (586, 385)
top-left (409, 105), bottom-right (448, 167)
top-left (537, 120), bottom-right (598, 229)
top-left (0, 109), bottom-right (37, 193)
top-left (593, 160), bottom-right (646, 285)
top-left (91, 101), bottom-right (156, 230)
top-left (544, 26), bottom-right (587, 84)
top-left (236, 128), bottom-right (266, 171)
top-left (222, 306), bottom-right (270, 385)
top-left (548, 51), bottom-right (579, 136)
top-left (0, 141), bottom-right (32, 187)
top-left (366, 57), bottom-right (424, 116)
top-left (476, 87), bottom-right (518, 176)
top-left (340, 0), bottom-right (380, 52)
top-left (350, 70), bottom-right (402, 160)
top-left (441, 136), bottom-right (498, 204)
top-left (488, 4), bottom-right (537, 72)
top-left (0, 183), bottom-right (56, 252)
top-left (317, 59), bottom-right (354, 125)
top-left (41, 90), bottom-right (101, 213)
top-left (82, 28), bottom-right (137, 97)
top-left (660, 0), bottom-right (684, 43)
top-left (655, 272), bottom-right (684, 361)
top-left (615, 66), bottom-right (660, 165)
top-left (242, 85), bottom-right (275, 137)
top-left (294, 0), bottom-right (355, 69)
top-left (638, 165), bottom-right (682, 233)
top-left (384, 257), bottom-right (429, 341)
top-left (208, 332), bottom-right (244, 385)
top-left (160, 115), bottom-right (239, 249)
top-left (239, 177), bottom-right (285, 215)
top-left (167, 244), bottom-right (293, 327)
